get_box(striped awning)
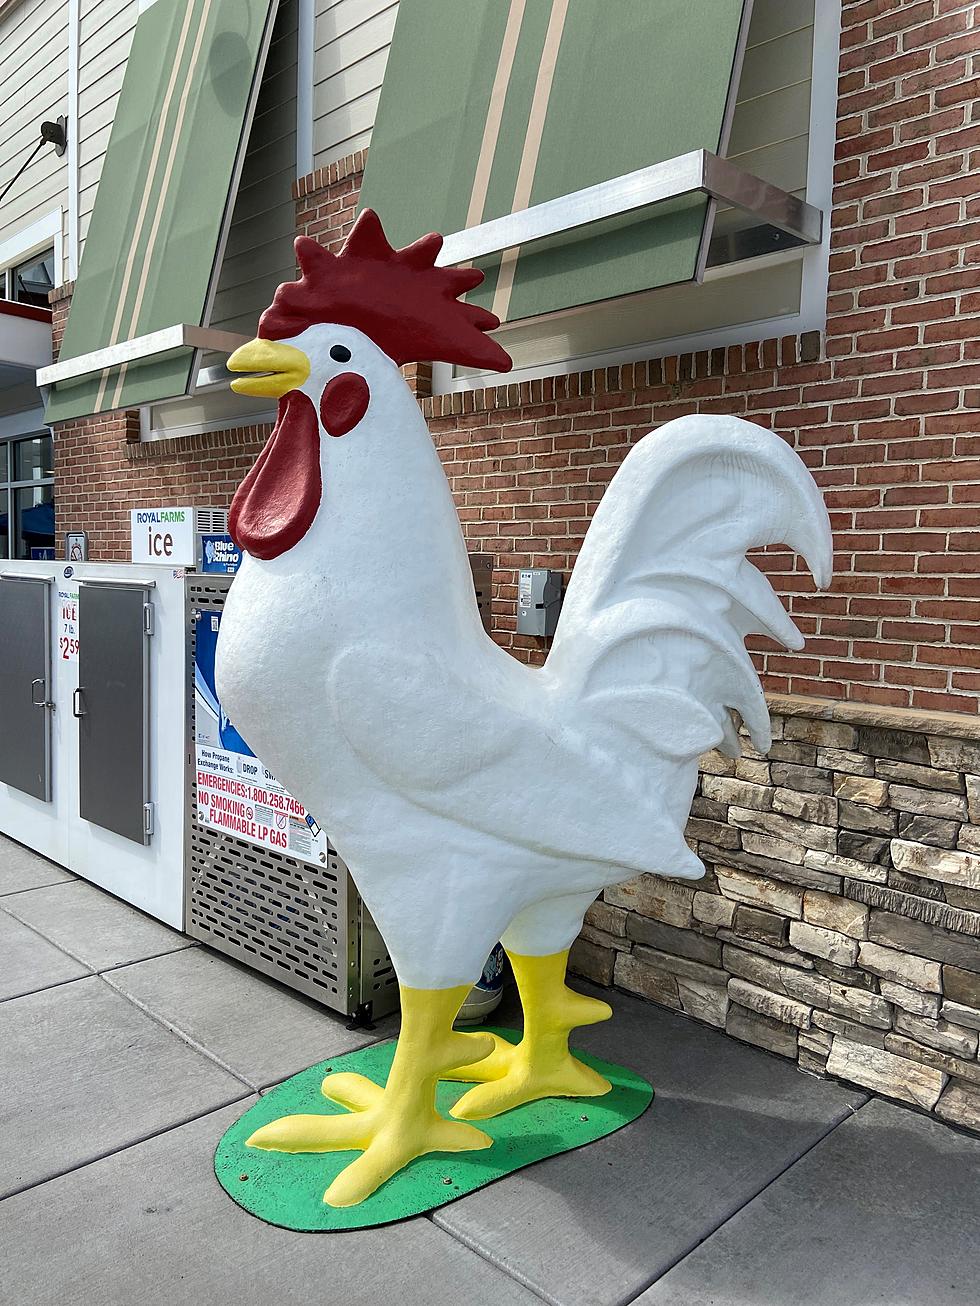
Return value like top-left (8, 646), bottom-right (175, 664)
top-left (358, 0), bottom-right (751, 326)
top-left (43, 0), bottom-right (279, 424)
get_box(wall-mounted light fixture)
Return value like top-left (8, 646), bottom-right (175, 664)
top-left (40, 116), bottom-right (68, 157)
top-left (0, 115), bottom-right (69, 205)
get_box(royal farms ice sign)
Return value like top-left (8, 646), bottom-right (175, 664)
top-left (130, 507), bottom-right (196, 565)
top-left (194, 611), bottom-right (328, 865)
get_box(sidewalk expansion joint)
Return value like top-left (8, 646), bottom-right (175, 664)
top-left (618, 1094), bottom-right (874, 1304)
top-left (0, 1093), bottom-right (255, 1206)
top-left (98, 970), bottom-right (261, 1093)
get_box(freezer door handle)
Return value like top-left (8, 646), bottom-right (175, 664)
top-left (31, 678), bottom-right (55, 711)
top-left (72, 687), bottom-right (86, 718)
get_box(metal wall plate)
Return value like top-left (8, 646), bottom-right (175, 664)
top-left (184, 576), bottom-right (396, 1019)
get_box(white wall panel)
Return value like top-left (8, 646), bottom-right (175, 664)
top-left (0, 0), bottom-right (68, 268)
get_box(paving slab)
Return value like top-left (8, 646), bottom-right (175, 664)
top-left (1, 877), bottom-right (192, 970)
top-left (434, 984), bottom-right (867, 1306)
top-left (0, 977), bottom-right (247, 1199)
top-left (0, 910), bottom-right (90, 1001)
top-left (637, 1096), bottom-right (980, 1305)
top-left (105, 946), bottom-right (399, 1088)
top-left (0, 1102), bottom-right (540, 1306)
top-left (0, 835), bottom-right (73, 895)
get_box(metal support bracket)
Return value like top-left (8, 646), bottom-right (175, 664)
top-left (436, 149), bottom-right (822, 269)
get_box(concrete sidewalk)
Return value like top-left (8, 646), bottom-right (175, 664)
top-left (1, 834), bottom-right (978, 1306)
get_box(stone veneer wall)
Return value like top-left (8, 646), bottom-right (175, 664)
top-left (570, 696), bottom-right (980, 1136)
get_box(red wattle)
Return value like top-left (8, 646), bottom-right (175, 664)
top-left (320, 371), bottom-right (370, 437)
top-left (229, 391), bottom-right (321, 561)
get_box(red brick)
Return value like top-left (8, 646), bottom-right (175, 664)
top-left (936, 75), bottom-right (980, 107)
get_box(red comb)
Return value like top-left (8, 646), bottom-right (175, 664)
top-left (258, 209), bottom-right (513, 373)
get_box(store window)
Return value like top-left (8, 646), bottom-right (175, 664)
top-left (1, 248), bottom-right (55, 308)
top-left (0, 434), bottom-right (55, 559)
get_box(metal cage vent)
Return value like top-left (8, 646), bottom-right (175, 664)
top-left (184, 576), bottom-right (396, 1018)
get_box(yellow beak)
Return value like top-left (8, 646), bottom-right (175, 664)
top-left (227, 338), bottom-right (310, 398)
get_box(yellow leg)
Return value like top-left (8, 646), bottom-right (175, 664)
top-left (449, 949), bottom-right (613, 1121)
top-left (247, 984), bottom-right (495, 1207)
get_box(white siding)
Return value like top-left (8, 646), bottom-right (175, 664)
top-left (76, 0), bottom-right (140, 257)
top-left (312, 0), bottom-right (397, 169)
top-left (0, 0), bottom-right (68, 275)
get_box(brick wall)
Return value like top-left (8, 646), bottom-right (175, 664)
top-left (56, 1), bottom-right (980, 715)
top-left (290, 2), bottom-right (980, 716)
top-left (53, 413), bottom-right (271, 560)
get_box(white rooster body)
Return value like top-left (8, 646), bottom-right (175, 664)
top-left (218, 318), bottom-right (831, 990)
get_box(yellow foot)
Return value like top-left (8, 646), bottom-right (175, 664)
top-left (247, 984), bottom-right (496, 1208)
top-left (450, 1041), bottom-right (611, 1121)
top-left (449, 950), bottom-right (614, 1122)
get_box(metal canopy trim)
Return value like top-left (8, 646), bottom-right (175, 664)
top-left (37, 327), bottom-right (249, 389)
top-left (437, 150), bottom-right (821, 270)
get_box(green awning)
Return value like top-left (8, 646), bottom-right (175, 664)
top-left (358, 0), bottom-right (750, 326)
top-left (44, 0), bottom-right (279, 424)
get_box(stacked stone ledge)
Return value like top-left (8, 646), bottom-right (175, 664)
top-left (570, 698), bottom-right (980, 1135)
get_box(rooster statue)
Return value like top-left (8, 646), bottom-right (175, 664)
top-left (217, 209), bottom-right (832, 1208)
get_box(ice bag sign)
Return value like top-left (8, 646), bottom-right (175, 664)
top-left (200, 534), bottom-right (242, 574)
top-left (194, 611), bottom-right (328, 865)
top-left (58, 586), bottom-right (79, 662)
top-left (131, 507), bottom-right (195, 565)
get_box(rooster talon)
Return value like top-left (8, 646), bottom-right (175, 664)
top-left (321, 1070), bottom-right (385, 1111)
top-left (446, 1031), bottom-right (514, 1082)
top-left (246, 1112), bottom-right (361, 1153)
top-left (322, 1118), bottom-right (492, 1208)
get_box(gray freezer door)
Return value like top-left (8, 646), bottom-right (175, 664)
top-left (0, 575), bottom-right (53, 801)
top-left (76, 581), bottom-right (152, 844)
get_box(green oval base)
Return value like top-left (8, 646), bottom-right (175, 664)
top-left (214, 1027), bottom-right (653, 1231)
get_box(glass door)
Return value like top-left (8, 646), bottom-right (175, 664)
top-left (0, 433), bottom-right (55, 560)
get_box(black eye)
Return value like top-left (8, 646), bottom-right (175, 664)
top-left (330, 344), bottom-right (352, 363)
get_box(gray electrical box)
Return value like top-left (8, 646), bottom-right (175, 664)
top-left (517, 568), bottom-right (563, 637)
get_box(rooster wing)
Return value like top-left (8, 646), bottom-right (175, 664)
top-left (328, 642), bottom-right (700, 879)
top-left (547, 414), bottom-right (833, 763)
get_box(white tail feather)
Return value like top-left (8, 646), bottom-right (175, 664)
top-left (547, 414), bottom-right (832, 763)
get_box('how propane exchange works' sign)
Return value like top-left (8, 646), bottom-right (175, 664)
top-left (194, 611), bottom-right (328, 866)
